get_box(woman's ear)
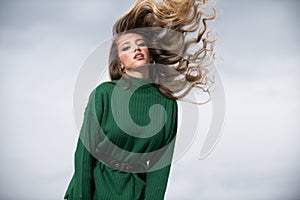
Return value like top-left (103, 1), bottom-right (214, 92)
top-left (119, 62), bottom-right (126, 73)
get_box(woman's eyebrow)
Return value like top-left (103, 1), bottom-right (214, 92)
top-left (135, 39), bottom-right (144, 43)
top-left (120, 41), bottom-right (130, 47)
top-left (120, 39), bottom-right (144, 47)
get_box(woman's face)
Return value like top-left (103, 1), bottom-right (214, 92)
top-left (117, 33), bottom-right (152, 71)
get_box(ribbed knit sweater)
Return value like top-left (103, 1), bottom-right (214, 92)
top-left (64, 75), bottom-right (178, 200)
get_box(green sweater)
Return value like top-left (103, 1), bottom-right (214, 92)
top-left (64, 75), bottom-right (178, 200)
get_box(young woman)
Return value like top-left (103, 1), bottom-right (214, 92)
top-left (64, 0), bottom-right (216, 199)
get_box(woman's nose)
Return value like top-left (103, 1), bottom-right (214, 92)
top-left (134, 46), bottom-right (141, 52)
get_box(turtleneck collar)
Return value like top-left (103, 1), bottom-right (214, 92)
top-left (113, 74), bottom-right (154, 90)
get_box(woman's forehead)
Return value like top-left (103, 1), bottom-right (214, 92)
top-left (117, 33), bottom-right (144, 45)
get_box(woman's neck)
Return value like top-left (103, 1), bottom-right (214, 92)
top-left (124, 65), bottom-right (149, 78)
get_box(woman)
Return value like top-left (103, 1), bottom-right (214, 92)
top-left (64, 0), bottom-right (216, 199)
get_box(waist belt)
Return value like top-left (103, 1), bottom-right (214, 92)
top-left (95, 148), bottom-right (150, 173)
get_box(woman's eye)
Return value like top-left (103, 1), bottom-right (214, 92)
top-left (138, 43), bottom-right (146, 47)
top-left (122, 46), bottom-right (130, 51)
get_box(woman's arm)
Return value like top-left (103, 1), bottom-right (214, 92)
top-left (144, 101), bottom-right (178, 200)
top-left (64, 88), bottom-right (104, 200)
top-left (144, 142), bottom-right (175, 200)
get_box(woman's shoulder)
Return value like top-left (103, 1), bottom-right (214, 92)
top-left (86, 81), bottom-right (115, 102)
top-left (94, 81), bottom-right (115, 94)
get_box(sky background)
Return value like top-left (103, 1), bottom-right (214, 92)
top-left (0, 0), bottom-right (300, 199)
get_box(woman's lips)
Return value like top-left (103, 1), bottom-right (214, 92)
top-left (134, 53), bottom-right (145, 60)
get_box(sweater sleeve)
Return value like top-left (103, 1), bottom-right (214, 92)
top-left (64, 88), bottom-right (103, 200)
top-left (72, 138), bottom-right (95, 199)
top-left (143, 146), bottom-right (175, 200)
top-left (144, 101), bottom-right (178, 200)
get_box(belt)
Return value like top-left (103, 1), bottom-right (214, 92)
top-left (95, 148), bottom-right (150, 172)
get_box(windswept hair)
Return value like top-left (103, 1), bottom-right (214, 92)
top-left (109, 0), bottom-right (217, 104)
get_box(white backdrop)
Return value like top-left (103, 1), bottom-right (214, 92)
top-left (0, 0), bottom-right (299, 199)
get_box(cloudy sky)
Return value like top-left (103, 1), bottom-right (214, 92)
top-left (0, 0), bottom-right (300, 199)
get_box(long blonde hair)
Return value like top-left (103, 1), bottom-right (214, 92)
top-left (109, 0), bottom-right (216, 103)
